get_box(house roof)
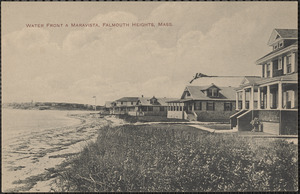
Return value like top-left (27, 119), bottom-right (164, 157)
top-left (115, 97), bottom-right (139, 102)
top-left (256, 72), bottom-right (298, 85)
top-left (267, 29), bottom-right (298, 46)
top-left (275, 29), bottom-right (298, 39)
top-left (138, 97), bottom-right (177, 106)
top-left (239, 76), bottom-right (264, 87)
top-left (256, 40), bottom-right (298, 64)
top-left (235, 73), bottom-right (298, 90)
top-left (181, 85), bottom-right (236, 101)
top-left (104, 101), bottom-right (113, 108)
top-left (200, 83), bottom-right (221, 91)
top-left (189, 76), bottom-right (245, 87)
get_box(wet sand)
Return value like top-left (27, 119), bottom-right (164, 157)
top-left (2, 113), bottom-right (125, 192)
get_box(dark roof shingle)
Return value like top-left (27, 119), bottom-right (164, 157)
top-left (275, 29), bottom-right (298, 39)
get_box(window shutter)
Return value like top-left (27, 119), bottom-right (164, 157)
top-left (283, 56), bottom-right (287, 74)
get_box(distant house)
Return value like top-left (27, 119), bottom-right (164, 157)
top-left (134, 96), bottom-right (177, 116)
top-left (104, 101), bottom-right (113, 113)
top-left (167, 83), bottom-right (237, 122)
top-left (109, 96), bottom-right (177, 116)
top-left (230, 29), bottom-right (298, 135)
top-left (111, 97), bottom-right (139, 115)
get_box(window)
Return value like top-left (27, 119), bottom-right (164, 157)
top-left (278, 58), bottom-right (282, 70)
top-left (160, 106), bottom-right (164, 111)
top-left (224, 102), bottom-right (232, 111)
top-left (287, 55), bottom-right (292, 73)
top-left (206, 102), bottom-right (215, 111)
top-left (208, 88), bottom-right (219, 97)
top-left (121, 102), bottom-right (123, 105)
top-left (131, 102), bottom-right (134, 105)
top-left (194, 102), bottom-right (202, 110)
top-left (279, 42), bottom-right (283, 47)
top-left (266, 64), bottom-right (270, 77)
top-left (186, 91), bottom-right (191, 97)
top-left (180, 106), bottom-right (182, 111)
top-left (148, 106), bottom-right (153, 111)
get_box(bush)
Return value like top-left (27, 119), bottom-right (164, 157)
top-left (57, 125), bottom-right (298, 192)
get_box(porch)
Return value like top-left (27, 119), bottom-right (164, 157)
top-left (231, 80), bottom-right (298, 135)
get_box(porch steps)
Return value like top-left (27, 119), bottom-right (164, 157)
top-left (187, 113), bottom-right (197, 121)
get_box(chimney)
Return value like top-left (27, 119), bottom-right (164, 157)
top-left (141, 95), bottom-right (144, 98)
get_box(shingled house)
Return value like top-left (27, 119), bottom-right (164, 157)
top-left (135, 96), bottom-right (177, 116)
top-left (109, 96), bottom-right (176, 116)
top-left (230, 29), bottom-right (298, 135)
top-left (167, 83), bottom-right (237, 122)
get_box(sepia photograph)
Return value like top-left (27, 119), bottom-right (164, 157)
top-left (1, 1), bottom-right (298, 192)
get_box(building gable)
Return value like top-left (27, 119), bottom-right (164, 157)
top-left (268, 29), bottom-right (298, 46)
top-left (268, 29), bottom-right (282, 46)
top-left (181, 87), bottom-right (192, 99)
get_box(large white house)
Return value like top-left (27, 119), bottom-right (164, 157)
top-left (230, 29), bottom-right (298, 135)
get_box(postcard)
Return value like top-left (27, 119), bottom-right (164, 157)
top-left (2, 1), bottom-right (298, 192)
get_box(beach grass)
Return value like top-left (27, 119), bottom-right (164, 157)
top-left (118, 114), bottom-right (185, 123)
top-left (57, 124), bottom-right (298, 192)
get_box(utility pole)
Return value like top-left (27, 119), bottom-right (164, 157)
top-left (92, 96), bottom-right (97, 111)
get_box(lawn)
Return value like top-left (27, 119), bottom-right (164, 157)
top-left (118, 114), bottom-right (186, 123)
top-left (203, 123), bottom-right (231, 130)
top-left (57, 124), bottom-right (298, 192)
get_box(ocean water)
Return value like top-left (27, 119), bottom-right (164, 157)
top-left (1, 108), bottom-right (104, 192)
top-left (2, 109), bottom-right (82, 142)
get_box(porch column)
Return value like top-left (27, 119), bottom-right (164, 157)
top-left (242, 89), bottom-right (246, 109)
top-left (291, 52), bottom-right (296, 73)
top-left (235, 92), bottom-right (239, 110)
top-left (250, 86), bottom-right (254, 110)
top-left (266, 85), bottom-right (271, 109)
top-left (257, 87), bottom-right (261, 110)
top-left (277, 82), bottom-right (282, 110)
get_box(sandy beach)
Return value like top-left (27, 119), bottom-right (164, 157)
top-left (2, 112), bottom-right (125, 192)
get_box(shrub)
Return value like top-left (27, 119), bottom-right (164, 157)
top-left (57, 125), bottom-right (298, 192)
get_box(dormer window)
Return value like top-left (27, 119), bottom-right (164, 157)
top-left (279, 42), bottom-right (283, 48)
top-left (186, 91), bottom-right (191, 97)
top-left (208, 88), bottom-right (219, 97)
top-left (150, 97), bottom-right (158, 105)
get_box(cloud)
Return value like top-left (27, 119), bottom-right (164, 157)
top-left (2, 2), bottom-right (297, 105)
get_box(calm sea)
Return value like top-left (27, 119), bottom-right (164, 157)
top-left (1, 108), bottom-right (99, 192)
top-left (2, 109), bottom-right (86, 142)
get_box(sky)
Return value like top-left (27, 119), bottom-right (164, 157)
top-left (2, 2), bottom-right (297, 105)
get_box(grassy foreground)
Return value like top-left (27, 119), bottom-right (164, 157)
top-left (57, 124), bottom-right (298, 192)
top-left (118, 114), bottom-right (185, 123)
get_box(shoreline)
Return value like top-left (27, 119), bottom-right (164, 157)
top-left (2, 112), bottom-right (116, 192)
